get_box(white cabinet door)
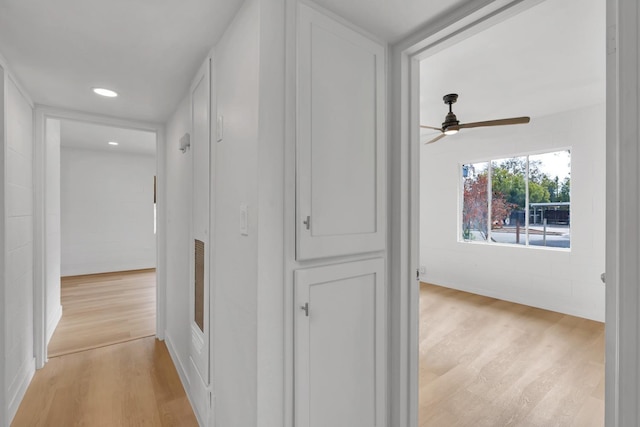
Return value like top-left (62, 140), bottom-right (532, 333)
top-left (295, 258), bottom-right (386, 427)
top-left (189, 57), bottom-right (211, 423)
top-left (296, 4), bottom-right (386, 260)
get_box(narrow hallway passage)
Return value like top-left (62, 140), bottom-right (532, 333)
top-left (48, 269), bottom-right (156, 357)
top-left (12, 337), bottom-right (197, 426)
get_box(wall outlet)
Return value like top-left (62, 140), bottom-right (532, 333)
top-left (419, 266), bottom-right (427, 275)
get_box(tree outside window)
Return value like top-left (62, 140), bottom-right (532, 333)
top-left (461, 150), bottom-right (571, 248)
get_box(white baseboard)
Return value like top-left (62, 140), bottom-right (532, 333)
top-left (46, 304), bottom-right (63, 344)
top-left (7, 357), bottom-right (35, 424)
top-left (421, 279), bottom-right (603, 322)
top-left (164, 331), bottom-right (190, 389)
top-left (188, 358), bottom-right (209, 426)
top-left (165, 331), bottom-right (204, 426)
top-left (61, 263), bottom-right (157, 277)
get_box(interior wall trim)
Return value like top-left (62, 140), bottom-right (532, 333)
top-left (388, 1), bottom-right (575, 425)
top-left (32, 105), bottom-right (167, 370)
top-left (605, 0), bottom-right (640, 425)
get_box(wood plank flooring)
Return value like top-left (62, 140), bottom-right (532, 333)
top-left (12, 337), bottom-right (198, 427)
top-left (48, 269), bottom-right (156, 357)
top-left (419, 282), bottom-right (604, 427)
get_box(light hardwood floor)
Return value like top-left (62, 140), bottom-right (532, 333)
top-left (12, 337), bottom-right (198, 426)
top-left (48, 269), bottom-right (156, 357)
top-left (420, 282), bottom-right (604, 427)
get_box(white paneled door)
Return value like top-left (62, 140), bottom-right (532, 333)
top-left (295, 258), bottom-right (386, 427)
top-left (296, 4), bottom-right (386, 260)
top-left (189, 57), bottom-right (211, 423)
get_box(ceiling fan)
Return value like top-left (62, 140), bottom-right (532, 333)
top-left (421, 94), bottom-right (530, 144)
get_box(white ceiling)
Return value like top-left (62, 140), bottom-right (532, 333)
top-left (0, 0), bottom-right (604, 129)
top-left (0, 0), bottom-right (486, 125)
top-left (0, 0), bottom-right (244, 123)
top-left (60, 120), bottom-right (156, 156)
top-left (312, 0), bottom-right (477, 43)
top-left (419, 0), bottom-right (605, 134)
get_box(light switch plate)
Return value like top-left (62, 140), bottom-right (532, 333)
top-left (217, 115), bottom-right (224, 142)
top-left (240, 203), bottom-right (248, 236)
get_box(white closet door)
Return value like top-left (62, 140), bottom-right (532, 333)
top-left (189, 57), bottom-right (211, 423)
top-left (295, 258), bottom-right (386, 427)
top-left (296, 4), bottom-right (386, 260)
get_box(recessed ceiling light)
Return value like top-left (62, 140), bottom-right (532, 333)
top-left (93, 87), bottom-right (118, 97)
top-left (108, 141), bottom-right (119, 146)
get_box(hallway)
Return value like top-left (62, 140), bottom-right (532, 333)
top-left (48, 269), bottom-right (156, 357)
top-left (1, 0), bottom-right (640, 425)
top-left (12, 337), bottom-right (197, 426)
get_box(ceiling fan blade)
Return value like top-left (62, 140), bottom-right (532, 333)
top-left (420, 124), bottom-right (443, 132)
top-left (424, 133), bottom-right (446, 145)
top-left (458, 117), bottom-right (530, 129)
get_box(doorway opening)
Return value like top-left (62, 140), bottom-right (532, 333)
top-left (41, 117), bottom-right (159, 358)
top-left (415, 0), bottom-right (605, 424)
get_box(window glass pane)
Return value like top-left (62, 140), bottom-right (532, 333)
top-left (461, 162), bottom-right (489, 242)
top-left (528, 150), bottom-right (571, 248)
top-left (491, 156), bottom-right (527, 245)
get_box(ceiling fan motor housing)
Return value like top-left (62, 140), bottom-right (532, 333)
top-left (443, 111), bottom-right (459, 129)
top-left (442, 93), bottom-right (460, 130)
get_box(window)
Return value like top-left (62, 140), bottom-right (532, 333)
top-left (461, 162), bottom-right (489, 241)
top-left (461, 150), bottom-right (571, 249)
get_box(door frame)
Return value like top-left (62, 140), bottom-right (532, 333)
top-left (0, 62), bottom-right (6, 427)
top-left (186, 55), bottom-right (212, 425)
top-left (389, 0), bottom-right (635, 425)
top-left (33, 105), bottom-right (167, 368)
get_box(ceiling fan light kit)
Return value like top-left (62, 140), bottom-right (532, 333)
top-left (421, 93), bottom-right (531, 144)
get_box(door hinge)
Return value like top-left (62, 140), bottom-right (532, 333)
top-left (303, 215), bottom-right (311, 230)
top-left (209, 391), bottom-right (214, 407)
top-left (300, 302), bottom-right (309, 317)
top-left (416, 269), bottom-right (420, 281)
top-left (600, 272), bottom-right (606, 284)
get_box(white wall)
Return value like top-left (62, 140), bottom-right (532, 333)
top-left (163, 95), bottom-right (192, 386)
top-left (5, 76), bottom-right (35, 422)
top-left (420, 103), bottom-right (606, 321)
top-left (162, 0), bottom-right (286, 425)
top-left (60, 147), bottom-right (156, 276)
top-left (255, 0), bottom-right (285, 424)
top-left (209, 2), bottom-right (288, 423)
top-left (45, 119), bottom-right (62, 342)
top-left (212, 0), bottom-right (260, 424)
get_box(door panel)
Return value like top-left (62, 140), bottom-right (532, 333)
top-left (309, 27), bottom-right (377, 237)
top-left (296, 4), bottom-right (386, 260)
top-left (189, 57), bottom-right (211, 423)
top-left (295, 258), bottom-right (386, 427)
